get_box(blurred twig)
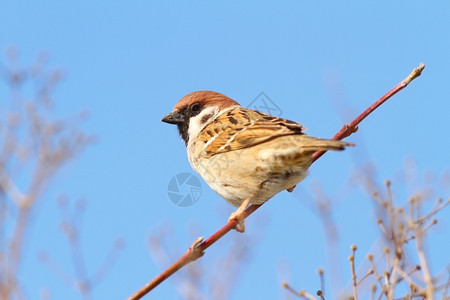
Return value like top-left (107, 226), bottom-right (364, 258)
top-left (0, 47), bottom-right (91, 299)
top-left (39, 197), bottom-right (125, 299)
top-left (148, 220), bottom-right (259, 300)
top-left (283, 176), bottom-right (449, 299)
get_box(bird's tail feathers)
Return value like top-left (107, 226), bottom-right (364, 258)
top-left (299, 136), bottom-right (354, 152)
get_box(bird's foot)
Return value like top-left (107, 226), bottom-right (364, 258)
top-left (228, 198), bottom-right (250, 233)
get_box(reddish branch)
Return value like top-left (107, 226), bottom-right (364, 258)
top-left (128, 63), bottom-right (425, 300)
top-left (312, 63), bottom-right (425, 162)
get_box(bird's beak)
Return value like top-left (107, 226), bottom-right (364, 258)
top-left (161, 111), bottom-right (185, 124)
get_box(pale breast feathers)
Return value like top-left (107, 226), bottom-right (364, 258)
top-left (197, 107), bottom-right (305, 157)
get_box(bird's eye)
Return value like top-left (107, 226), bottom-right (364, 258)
top-left (190, 103), bottom-right (201, 112)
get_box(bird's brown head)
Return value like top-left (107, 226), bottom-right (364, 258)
top-left (162, 91), bottom-right (240, 145)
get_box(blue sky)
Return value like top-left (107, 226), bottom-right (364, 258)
top-left (1, 1), bottom-right (449, 299)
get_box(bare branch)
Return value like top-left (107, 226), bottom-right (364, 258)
top-left (128, 64), bottom-right (426, 300)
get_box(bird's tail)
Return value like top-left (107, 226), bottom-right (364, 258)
top-left (299, 135), bottom-right (354, 152)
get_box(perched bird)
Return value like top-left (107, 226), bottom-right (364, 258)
top-left (162, 91), bottom-right (353, 232)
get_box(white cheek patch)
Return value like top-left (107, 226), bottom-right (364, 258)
top-left (187, 106), bottom-right (219, 144)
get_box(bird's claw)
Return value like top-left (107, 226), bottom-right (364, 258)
top-left (229, 212), bottom-right (246, 233)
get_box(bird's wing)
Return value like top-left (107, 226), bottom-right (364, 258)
top-left (200, 107), bottom-right (305, 157)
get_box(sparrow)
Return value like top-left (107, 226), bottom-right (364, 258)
top-left (162, 91), bottom-right (353, 232)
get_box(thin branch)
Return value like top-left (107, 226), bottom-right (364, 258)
top-left (367, 253), bottom-right (384, 292)
top-left (283, 282), bottom-right (318, 300)
top-left (349, 245), bottom-right (358, 300)
top-left (0, 174), bottom-right (27, 207)
top-left (312, 63), bottom-right (424, 162)
top-left (415, 218), bottom-right (435, 299)
top-left (318, 268), bottom-right (325, 297)
top-left (91, 238), bottom-right (126, 286)
top-left (128, 63), bottom-right (426, 300)
top-left (282, 282), bottom-right (303, 298)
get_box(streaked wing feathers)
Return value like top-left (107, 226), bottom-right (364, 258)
top-left (200, 107), bottom-right (305, 156)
